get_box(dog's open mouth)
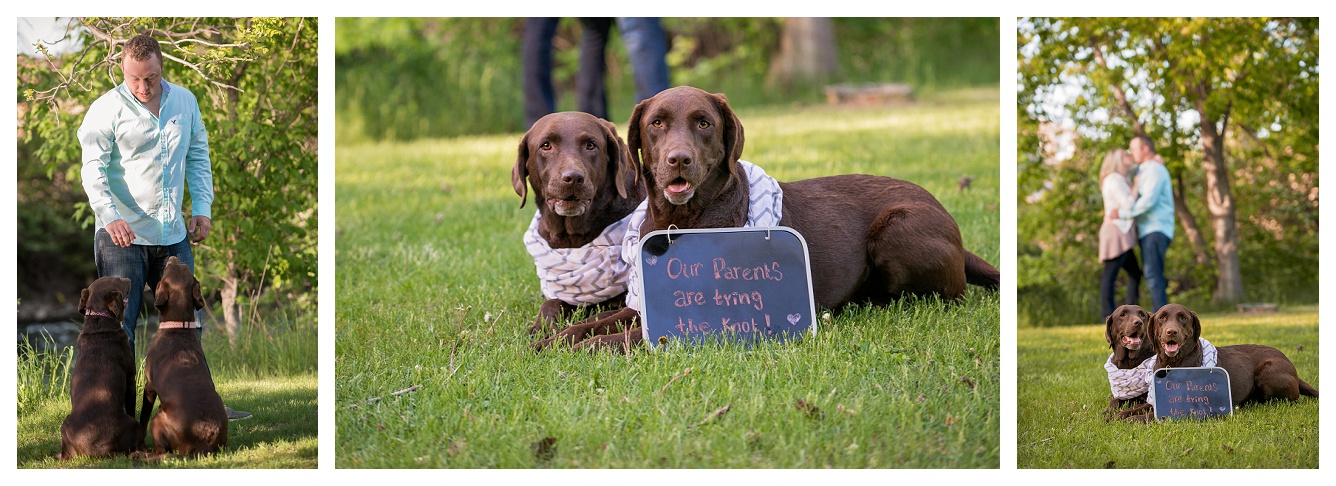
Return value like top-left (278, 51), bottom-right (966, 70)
top-left (546, 194), bottom-right (589, 217)
top-left (1121, 335), bottom-right (1142, 350)
top-left (1162, 339), bottom-right (1181, 356)
top-left (664, 177), bottom-right (695, 204)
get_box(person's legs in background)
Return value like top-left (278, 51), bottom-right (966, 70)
top-left (94, 228), bottom-right (147, 350)
top-left (522, 18), bottom-right (560, 128)
top-left (1120, 248), bottom-right (1142, 307)
top-left (1099, 249), bottom-right (1137, 320)
top-left (616, 17), bottom-right (671, 103)
top-left (1140, 232), bottom-right (1171, 312)
top-left (576, 18), bottom-right (612, 120)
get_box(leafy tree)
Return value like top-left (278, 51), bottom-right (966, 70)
top-left (1018, 18), bottom-right (1317, 314)
top-left (19, 17), bottom-right (318, 341)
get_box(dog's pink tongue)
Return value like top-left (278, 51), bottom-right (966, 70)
top-left (1165, 342), bottom-right (1180, 354)
top-left (667, 181), bottom-right (691, 193)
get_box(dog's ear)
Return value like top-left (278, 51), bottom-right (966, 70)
top-left (154, 281), bottom-right (170, 310)
top-left (1189, 309), bottom-right (1200, 341)
top-left (79, 287), bottom-right (90, 314)
top-left (1145, 309), bottom-right (1160, 347)
top-left (601, 118), bottom-right (638, 199)
top-left (1105, 312), bottom-right (1116, 347)
top-left (104, 289), bottom-right (125, 318)
top-left (513, 132), bottom-right (531, 208)
top-left (192, 280), bottom-right (206, 311)
top-left (710, 92), bottom-right (745, 165)
top-left (626, 96), bottom-right (650, 169)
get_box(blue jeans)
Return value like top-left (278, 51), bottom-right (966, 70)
top-left (93, 228), bottom-right (202, 350)
top-left (616, 17), bottom-right (671, 102)
top-left (1139, 232), bottom-right (1172, 312)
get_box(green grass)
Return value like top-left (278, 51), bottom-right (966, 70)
top-left (335, 87), bottom-right (1000, 468)
top-left (17, 313), bottom-right (319, 468)
top-left (1016, 306), bottom-right (1320, 469)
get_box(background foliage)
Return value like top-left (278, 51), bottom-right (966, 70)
top-left (334, 17), bottom-right (1000, 142)
top-left (16, 17), bottom-right (318, 329)
top-left (1016, 18), bottom-right (1318, 326)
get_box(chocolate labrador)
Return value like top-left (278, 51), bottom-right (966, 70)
top-left (1103, 304), bottom-right (1154, 418)
top-left (139, 256), bottom-right (227, 456)
top-left (1115, 303), bottom-right (1318, 422)
top-left (514, 112), bottom-right (645, 335)
top-left (58, 276), bottom-right (144, 459)
top-left (534, 86), bottom-right (1000, 352)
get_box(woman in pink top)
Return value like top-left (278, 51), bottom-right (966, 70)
top-left (1098, 148), bottom-right (1141, 319)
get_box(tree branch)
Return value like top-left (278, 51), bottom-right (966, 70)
top-left (1087, 36), bottom-right (1145, 136)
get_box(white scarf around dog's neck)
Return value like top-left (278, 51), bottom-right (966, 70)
top-left (524, 209), bottom-right (636, 306)
top-left (1106, 337), bottom-right (1218, 401)
top-left (623, 160), bottom-right (784, 312)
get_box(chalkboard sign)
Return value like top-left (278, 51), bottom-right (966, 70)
top-left (1151, 367), bottom-right (1233, 421)
top-left (636, 226), bottom-right (816, 350)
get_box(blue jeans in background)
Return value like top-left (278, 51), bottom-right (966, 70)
top-left (1139, 231), bottom-right (1172, 312)
top-left (616, 17), bottom-right (671, 102)
top-left (93, 228), bottom-right (202, 350)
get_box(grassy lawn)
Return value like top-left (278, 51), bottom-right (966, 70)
top-left (335, 88), bottom-right (1000, 468)
top-left (1016, 306), bottom-right (1319, 469)
top-left (17, 316), bottom-right (319, 469)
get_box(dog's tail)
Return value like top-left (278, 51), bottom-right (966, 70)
top-left (1299, 379), bottom-right (1319, 398)
top-left (964, 251), bottom-right (1000, 290)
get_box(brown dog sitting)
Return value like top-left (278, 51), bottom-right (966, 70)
top-left (58, 276), bottom-right (144, 460)
top-left (1116, 303), bottom-right (1318, 422)
top-left (139, 256), bottom-right (227, 456)
top-left (1102, 304), bottom-right (1155, 419)
top-left (533, 85), bottom-right (1000, 352)
top-left (514, 112), bottom-right (645, 335)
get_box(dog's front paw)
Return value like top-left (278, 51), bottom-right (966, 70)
top-left (531, 323), bottom-right (591, 351)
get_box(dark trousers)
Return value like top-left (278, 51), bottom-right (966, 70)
top-left (522, 18), bottom-right (613, 127)
top-left (1100, 248), bottom-right (1142, 320)
top-left (1140, 232), bottom-right (1172, 312)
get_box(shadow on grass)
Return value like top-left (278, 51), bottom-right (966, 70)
top-left (19, 375), bottom-right (318, 469)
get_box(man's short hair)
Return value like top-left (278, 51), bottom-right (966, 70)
top-left (123, 33), bottom-right (162, 64)
top-left (1133, 134), bottom-right (1156, 154)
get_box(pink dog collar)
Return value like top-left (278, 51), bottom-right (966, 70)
top-left (84, 310), bottom-right (117, 319)
top-left (159, 321), bottom-right (201, 329)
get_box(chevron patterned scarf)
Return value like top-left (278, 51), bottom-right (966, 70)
top-left (524, 209), bottom-right (636, 306)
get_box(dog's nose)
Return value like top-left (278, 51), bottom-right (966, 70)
top-left (667, 150), bottom-right (693, 167)
top-left (561, 170), bottom-right (585, 185)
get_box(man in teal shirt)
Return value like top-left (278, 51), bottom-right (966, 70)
top-left (78, 33), bottom-right (248, 420)
top-left (1115, 134), bottom-right (1175, 312)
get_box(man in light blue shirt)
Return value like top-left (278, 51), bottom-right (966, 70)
top-left (78, 33), bottom-right (248, 420)
top-left (1116, 134), bottom-right (1175, 312)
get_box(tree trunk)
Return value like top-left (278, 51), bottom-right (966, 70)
top-left (221, 260), bottom-right (241, 345)
top-left (1197, 104), bottom-right (1244, 303)
top-left (1171, 172), bottom-right (1211, 265)
top-left (767, 18), bottom-right (839, 87)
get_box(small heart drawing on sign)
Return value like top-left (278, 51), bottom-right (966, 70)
top-left (1219, 406), bottom-right (1227, 412)
top-left (787, 313), bottom-right (801, 325)
top-left (644, 255), bottom-right (658, 266)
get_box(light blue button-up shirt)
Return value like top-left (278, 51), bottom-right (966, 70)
top-left (78, 79), bottom-right (213, 246)
top-left (1121, 160), bottom-right (1175, 240)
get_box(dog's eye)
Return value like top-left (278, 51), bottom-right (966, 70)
top-left (698, 120), bottom-right (711, 129)
top-left (540, 141), bottom-right (552, 151)
top-left (585, 141), bottom-right (597, 151)
top-left (651, 119), bottom-right (663, 127)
